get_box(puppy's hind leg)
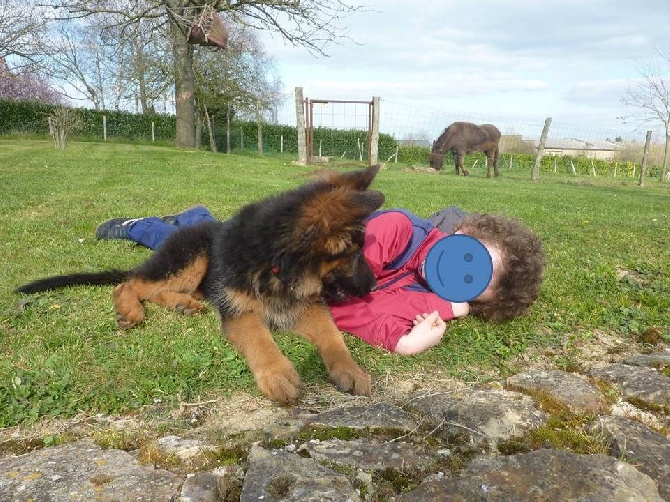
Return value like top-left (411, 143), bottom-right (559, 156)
top-left (151, 291), bottom-right (206, 316)
top-left (114, 255), bottom-right (209, 329)
top-left (293, 304), bottom-right (371, 397)
top-left (113, 280), bottom-right (147, 329)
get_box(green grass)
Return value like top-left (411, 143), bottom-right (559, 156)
top-left (1, 139), bottom-right (669, 427)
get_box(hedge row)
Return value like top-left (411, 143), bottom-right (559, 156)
top-left (2, 100), bottom-right (648, 175)
top-left (0, 99), bottom-right (175, 141)
top-left (0, 99), bottom-right (399, 162)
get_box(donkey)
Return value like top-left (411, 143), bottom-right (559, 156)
top-left (429, 122), bottom-right (501, 177)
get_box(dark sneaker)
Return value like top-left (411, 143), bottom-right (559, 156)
top-left (95, 218), bottom-right (140, 240)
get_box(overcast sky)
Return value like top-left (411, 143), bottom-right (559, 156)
top-left (260, 0), bottom-right (669, 141)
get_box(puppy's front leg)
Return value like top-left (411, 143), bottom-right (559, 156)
top-left (222, 313), bottom-right (302, 405)
top-left (292, 304), bottom-right (371, 397)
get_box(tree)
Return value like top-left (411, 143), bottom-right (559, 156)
top-left (621, 49), bottom-right (670, 181)
top-left (50, 0), bottom-right (364, 148)
top-left (194, 25), bottom-right (282, 152)
top-left (42, 11), bottom-right (173, 113)
top-left (0, 58), bottom-right (64, 103)
top-left (45, 20), bottom-right (109, 109)
top-left (0, 0), bottom-right (53, 69)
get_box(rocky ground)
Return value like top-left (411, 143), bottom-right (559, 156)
top-left (0, 331), bottom-right (668, 501)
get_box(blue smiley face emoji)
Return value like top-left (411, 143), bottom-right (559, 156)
top-left (423, 235), bottom-right (493, 302)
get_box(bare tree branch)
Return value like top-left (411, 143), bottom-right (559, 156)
top-left (621, 49), bottom-right (670, 181)
top-left (0, 0), bottom-right (54, 68)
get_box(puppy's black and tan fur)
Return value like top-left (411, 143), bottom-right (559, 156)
top-left (16, 165), bottom-right (385, 404)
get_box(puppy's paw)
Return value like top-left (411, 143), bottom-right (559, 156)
top-left (328, 361), bottom-right (372, 397)
top-left (175, 301), bottom-right (206, 316)
top-left (255, 359), bottom-right (302, 405)
top-left (115, 308), bottom-right (145, 330)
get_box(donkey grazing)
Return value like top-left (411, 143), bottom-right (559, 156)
top-left (429, 122), bottom-right (501, 177)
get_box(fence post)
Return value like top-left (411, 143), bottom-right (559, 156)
top-left (369, 96), bottom-right (380, 165)
top-left (639, 130), bottom-right (652, 187)
top-left (295, 87), bottom-right (307, 164)
top-left (151, 121), bottom-right (155, 142)
top-left (531, 117), bottom-right (552, 181)
top-left (103, 115), bottom-right (107, 141)
top-left (256, 99), bottom-right (263, 156)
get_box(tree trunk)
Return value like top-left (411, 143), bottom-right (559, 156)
top-left (136, 47), bottom-right (152, 114)
top-left (660, 127), bottom-right (669, 181)
top-left (226, 103), bottom-right (231, 153)
top-left (171, 20), bottom-right (196, 148)
top-left (205, 106), bottom-right (217, 152)
top-left (195, 112), bottom-right (202, 149)
top-left (639, 130), bottom-right (652, 187)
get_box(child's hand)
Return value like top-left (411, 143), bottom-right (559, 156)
top-left (413, 312), bottom-right (445, 327)
top-left (395, 311), bottom-right (447, 355)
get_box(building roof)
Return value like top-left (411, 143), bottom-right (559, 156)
top-left (538, 138), bottom-right (624, 151)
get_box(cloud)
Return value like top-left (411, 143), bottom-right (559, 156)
top-left (564, 79), bottom-right (630, 105)
top-left (262, 0), bottom-right (669, 140)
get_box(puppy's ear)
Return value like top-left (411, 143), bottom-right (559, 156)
top-left (323, 165), bottom-right (381, 191)
top-left (292, 188), bottom-right (384, 254)
top-left (346, 190), bottom-right (385, 219)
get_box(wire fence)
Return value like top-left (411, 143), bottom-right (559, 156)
top-left (269, 95), bottom-right (668, 173)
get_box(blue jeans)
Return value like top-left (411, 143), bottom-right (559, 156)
top-left (127, 205), bottom-right (217, 250)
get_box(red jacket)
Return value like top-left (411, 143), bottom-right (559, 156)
top-left (329, 210), bottom-right (455, 351)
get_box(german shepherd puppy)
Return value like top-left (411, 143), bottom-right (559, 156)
top-left (16, 165), bottom-right (385, 404)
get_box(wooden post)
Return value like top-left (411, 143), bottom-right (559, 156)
top-left (369, 96), bottom-right (380, 165)
top-left (256, 99), bottom-right (263, 156)
top-left (151, 121), bottom-right (155, 142)
top-left (103, 115), bottom-right (107, 141)
top-left (280, 134), bottom-right (284, 153)
top-left (639, 130), bottom-right (652, 187)
top-left (531, 117), bottom-right (552, 182)
top-left (295, 87), bottom-right (307, 165)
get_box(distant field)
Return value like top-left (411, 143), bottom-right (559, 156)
top-left (1, 139), bottom-right (668, 428)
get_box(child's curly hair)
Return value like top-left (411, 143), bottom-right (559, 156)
top-left (454, 214), bottom-right (544, 322)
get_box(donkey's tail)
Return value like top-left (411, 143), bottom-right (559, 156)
top-left (15, 270), bottom-right (129, 294)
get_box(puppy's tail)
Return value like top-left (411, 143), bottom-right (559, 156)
top-left (15, 270), bottom-right (129, 294)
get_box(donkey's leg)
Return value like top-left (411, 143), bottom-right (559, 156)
top-left (457, 151), bottom-right (469, 176)
top-left (493, 147), bottom-right (500, 177)
top-left (486, 150), bottom-right (493, 178)
top-left (455, 151), bottom-right (463, 175)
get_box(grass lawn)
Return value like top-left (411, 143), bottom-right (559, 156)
top-left (1, 139), bottom-right (668, 428)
